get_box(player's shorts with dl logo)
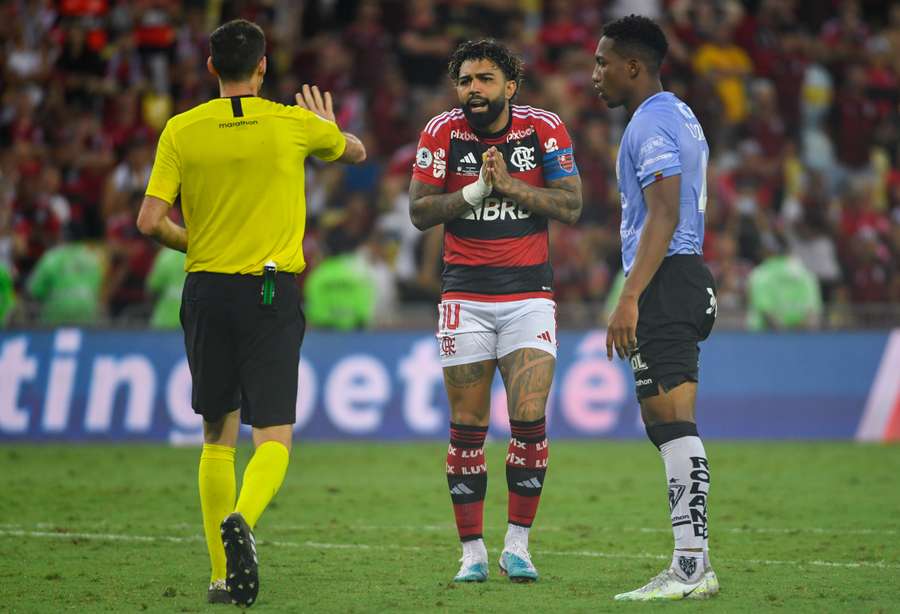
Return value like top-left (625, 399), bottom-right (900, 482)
top-left (436, 298), bottom-right (557, 367)
top-left (631, 255), bottom-right (716, 399)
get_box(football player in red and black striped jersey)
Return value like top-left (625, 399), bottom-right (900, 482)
top-left (409, 39), bottom-right (582, 584)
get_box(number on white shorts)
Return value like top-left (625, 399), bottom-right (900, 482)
top-left (441, 303), bottom-right (460, 330)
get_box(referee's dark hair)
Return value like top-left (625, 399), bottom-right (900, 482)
top-left (602, 14), bottom-right (668, 74)
top-left (448, 39), bottom-right (524, 90)
top-left (209, 19), bottom-right (266, 82)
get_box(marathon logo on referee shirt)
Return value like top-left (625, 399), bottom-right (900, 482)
top-left (218, 119), bottom-right (259, 128)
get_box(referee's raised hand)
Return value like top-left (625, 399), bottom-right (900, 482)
top-left (295, 84), bottom-right (335, 122)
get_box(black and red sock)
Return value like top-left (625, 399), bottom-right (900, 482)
top-left (506, 417), bottom-right (549, 527)
top-left (447, 422), bottom-right (488, 541)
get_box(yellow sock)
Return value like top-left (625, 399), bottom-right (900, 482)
top-left (235, 441), bottom-right (290, 529)
top-left (199, 443), bottom-right (236, 583)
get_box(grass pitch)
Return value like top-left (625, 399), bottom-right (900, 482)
top-left (1, 441), bottom-right (898, 612)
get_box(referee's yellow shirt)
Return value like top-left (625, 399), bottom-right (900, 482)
top-left (145, 96), bottom-right (346, 274)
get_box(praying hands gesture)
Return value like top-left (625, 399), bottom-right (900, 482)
top-left (483, 146), bottom-right (515, 193)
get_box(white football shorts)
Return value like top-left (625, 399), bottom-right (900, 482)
top-left (436, 298), bottom-right (558, 367)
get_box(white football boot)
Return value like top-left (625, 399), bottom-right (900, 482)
top-left (453, 539), bottom-right (489, 582)
top-left (614, 567), bottom-right (719, 601)
top-left (499, 547), bottom-right (539, 583)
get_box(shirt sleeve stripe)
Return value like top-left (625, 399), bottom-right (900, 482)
top-left (639, 165), bottom-right (681, 188)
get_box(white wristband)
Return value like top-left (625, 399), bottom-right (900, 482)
top-left (462, 172), bottom-right (491, 207)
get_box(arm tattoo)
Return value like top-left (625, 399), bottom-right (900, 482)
top-left (444, 362), bottom-right (487, 389)
top-left (501, 174), bottom-right (583, 225)
top-left (408, 179), bottom-right (472, 230)
top-left (498, 348), bottom-right (556, 421)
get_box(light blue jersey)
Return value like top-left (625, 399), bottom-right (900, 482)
top-left (616, 91), bottom-right (709, 275)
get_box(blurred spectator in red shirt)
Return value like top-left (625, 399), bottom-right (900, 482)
top-left (550, 223), bottom-right (610, 302)
top-left (829, 63), bottom-right (879, 172)
top-left (343, 0), bottom-right (392, 91)
top-left (397, 0), bottom-right (453, 89)
top-left (863, 36), bottom-right (898, 121)
top-left (56, 111), bottom-right (115, 234)
top-left (538, 0), bottom-right (591, 72)
top-left (819, 0), bottom-right (870, 70)
top-left (769, 25), bottom-right (810, 129)
top-left (847, 227), bottom-right (892, 304)
top-left (104, 191), bottom-right (156, 317)
top-left (574, 115), bottom-right (617, 226)
top-left (742, 79), bottom-right (786, 186)
top-left (55, 23), bottom-right (108, 110)
top-left (11, 169), bottom-right (61, 283)
top-left (719, 140), bottom-right (775, 213)
top-left (106, 31), bottom-right (148, 90)
top-left (368, 64), bottom-right (415, 158)
top-left (733, 0), bottom-right (794, 79)
top-left (103, 89), bottom-right (155, 152)
top-left (839, 176), bottom-right (890, 240)
top-left (4, 89), bottom-right (46, 163)
top-left (885, 3), bottom-right (900, 76)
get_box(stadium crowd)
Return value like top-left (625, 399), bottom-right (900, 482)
top-left (1, 0), bottom-right (898, 329)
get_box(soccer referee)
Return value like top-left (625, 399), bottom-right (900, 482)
top-left (137, 19), bottom-right (365, 607)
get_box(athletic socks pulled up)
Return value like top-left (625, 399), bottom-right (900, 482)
top-left (648, 421), bottom-right (711, 583)
top-left (235, 440), bottom-right (290, 529)
top-left (506, 417), bottom-right (549, 528)
top-left (504, 522), bottom-right (530, 553)
top-left (447, 423), bottom-right (488, 542)
top-left (199, 443), bottom-right (236, 582)
top-left (462, 537), bottom-right (488, 562)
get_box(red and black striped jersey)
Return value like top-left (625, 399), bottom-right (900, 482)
top-left (412, 105), bottom-right (579, 302)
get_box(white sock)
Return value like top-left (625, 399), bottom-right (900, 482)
top-left (462, 538), bottom-right (487, 562)
top-left (660, 435), bottom-right (710, 582)
top-left (504, 523), bottom-right (529, 552)
top-left (671, 550), bottom-right (705, 583)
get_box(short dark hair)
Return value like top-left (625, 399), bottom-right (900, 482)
top-left (602, 14), bottom-right (668, 73)
top-left (209, 19), bottom-right (266, 82)
top-left (448, 39), bottom-right (524, 88)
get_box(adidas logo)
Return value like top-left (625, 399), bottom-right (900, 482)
top-left (516, 477), bottom-right (542, 489)
top-left (536, 331), bottom-right (552, 343)
top-left (450, 483), bottom-right (475, 495)
top-left (459, 152), bottom-right (478, 165)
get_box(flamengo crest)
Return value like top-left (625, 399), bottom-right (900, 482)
top-left (509, 146), bottom-right (536, 171)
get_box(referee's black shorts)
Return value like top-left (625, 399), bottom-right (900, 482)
top-left (180, 271), bottom-right (306, 427)
top-left (631, 254), bottom-right (716, 400)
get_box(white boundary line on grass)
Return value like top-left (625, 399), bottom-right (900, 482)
top-left (3, 528), bottom-right (898, 571)
top-left (268, 524), bottom-right (900, 537)
top-left (8, 522), bottom-right (898, 537)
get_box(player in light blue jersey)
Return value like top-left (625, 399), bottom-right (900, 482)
top-left (593, 15), bottom-right (720, 601)
top-left (616, 92), bottom-right (708, 275)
